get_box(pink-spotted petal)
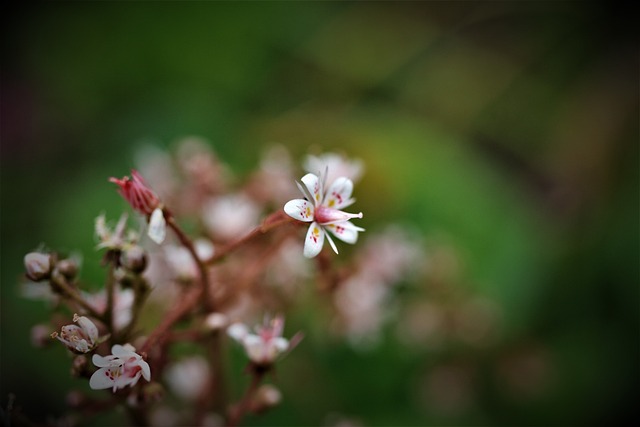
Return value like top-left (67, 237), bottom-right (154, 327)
top-left (324, 177), bottom-right (355, 209)
top-left (283, 199), bottom-right (315, 222)
top-left (303, 222), bottom-right (325, 258)
top-left (300, 173), bottom-right (323, 206)
top-left (89, 367), bottom-right (117, 390)
top-left (325, 221), bottom-right (364, 244)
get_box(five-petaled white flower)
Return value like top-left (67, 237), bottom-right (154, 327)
top-left (284, 172), bottom-right (364, 258)
top-left (89, 344), bottom-right (151, 392)
top-left (51, 314), bottom-right (100, 353)
top-left (227, 315), bottom-right (300, 366)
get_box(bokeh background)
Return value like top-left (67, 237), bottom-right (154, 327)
top-left (1, 2), bottom-right (638, 426)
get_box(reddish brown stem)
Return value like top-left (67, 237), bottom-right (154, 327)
top-left (227, 368), bottom-right (265, 427)
top-left (205, 210), bottom-right (297, 264)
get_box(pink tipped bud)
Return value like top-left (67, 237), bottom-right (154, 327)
top-left (109, 170), bottom-right (160, 216)
top-left (24, 252), bottom-right (52, 281)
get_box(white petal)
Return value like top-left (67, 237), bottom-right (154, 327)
top-left (139, 359), bottom-right (151, 381)
top-left (324, 231), bottom-right (339, 254)
top-left (325, 221), bottom-right (364, 244)
top-left (283, 199), bottom-right (315, 222)
top-left (300, 173), bottom-right (323, 206)
top-left (273, 337), bottom-right (289, 352)
top-left (111, 344), bottom-right (137, 358)
top-left (324, 177), bottom-right (355, 210)
top-left (92, 354), bottom-right (119, 368)
top-left (303, 223), bottom-right (325, 258)
top-left (89, 367), bottom-right (116, 390)
top-left (244, 334), bottom-right (265, 363)
top-left (227, 323), bottom-right (249, 341)
top-left (147, 208), bottom-right (166, 244)
top-left (75, 315), bottom-right (99, 344)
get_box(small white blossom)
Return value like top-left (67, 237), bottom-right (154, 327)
top-left (227, 315), bottom-right (299, 366)
top-left (52, 314), bottom-right (100, 353)
top-left (163, 239), bottom-right (214, 281)
top-left (89, 344), bottom-right (151, 392)
top-left (202, 194), bottom-right (260, 241)
top-left (164, 356), bottom-right (210, 401)
top-left (284, 172), bottom-right (364, 258)
top-left (304, 152), bottom-right (364, 184)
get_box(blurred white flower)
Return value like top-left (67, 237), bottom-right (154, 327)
top-left (164, 356), bottom-right (210, 401)
top-left (227, 315), bottom-right (300, 366)
top-left (304, 152), bottom-right (364, 184)
top-left (203, 194), bottom-right (261, 241)
top-left (90, 344), bottom-right (150, 392)
top-left (163, 238), bottom-right (214, 281)
top-left (84, 287), bottom-right (134, 331)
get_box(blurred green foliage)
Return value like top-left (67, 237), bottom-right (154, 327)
top-left (1, 2), bottom-right (637, 426)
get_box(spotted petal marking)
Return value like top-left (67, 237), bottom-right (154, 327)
top-left (300, 173), bottom-right (323, 206)
top-left (284, 199), bottom-right (315, 222)
top-left (324, 177), bottom-right (355, 210)
top-left (326, 221), bottom-right (364, 244)
top-left (303, 222), bottom-right (325, 258)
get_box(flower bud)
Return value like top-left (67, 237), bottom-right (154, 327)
top-left (120, 245), bottom-right (148, 273)
top-left (56, 259), bottom-right (78, 280)
top-left (70, 355), bottom-right (90, 377)
top-left (250, 384), bottom-right (282, 414)
top-left (24, 252), bottom-right (51, 281)
top-left (31, 324), bottom-right (53, 348)
top-left (204, 312), bottom-right (228, 332)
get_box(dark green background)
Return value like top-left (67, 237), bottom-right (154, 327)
top-left (1, 2), bottom-right (638, 426)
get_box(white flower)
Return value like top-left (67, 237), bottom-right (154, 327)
top-left (284, 172), bottom-right (364, 258)
top-left (304, 152), bottom-right (364, 184)
top-left (83, 287), bottom-right (134, 331)
top-left (202, 194), bottom-right (260, 241)
top-left (52, 314), bottom-right (99, 353)
top-left (164, 356), bottom-right (210, 401)
top-left (227, 315), bottom-right (296, 365)
top-left (163, 239), bottom-right (214, 281)
top-left (89, 344), bottom-right (151, 392)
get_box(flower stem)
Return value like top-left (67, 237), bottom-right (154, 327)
top-left (50, 272), bottom-right (103, 319)
top-left (205, 210), bottom-right (297, 264)
top-left (227, 368), bottom-right (265, 427)
top-left (166, 214), bottom-right (213, 310)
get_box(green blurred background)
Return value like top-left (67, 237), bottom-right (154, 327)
top-left (1, 2), bottom-right (638, 426)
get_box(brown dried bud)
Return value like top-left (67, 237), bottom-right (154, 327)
top-left (24, 252), bottom-right (51, 281)
top-left (120, 245), bottom-right (148, 273)
top-left (250, 384), bottom-right (282, 414)
top-left (56, 259), bottom-right (78, 280)
top-left (70, 355), bottom-right (90, 378)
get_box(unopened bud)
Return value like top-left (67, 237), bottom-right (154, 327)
top-left (24, 252), bottom-right (51, 281)
top-left (121, 245), bottom-right (148, 273)
top-left (204, 312), bottom-right (228, 332)
top-left (250, 384), bottom-right (282, 414)
top-left (142, 382), bottom-right (165, 404)
top-left (31, 324), bottom-right (53, 348)
top-left (56, 259), bottom-right (78, 280)
top-left (70, 355), bottom-right (89, 377)
top-left (66, 390), bottom-right (86, 408)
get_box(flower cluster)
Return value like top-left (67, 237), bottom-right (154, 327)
top-left (20, 143), bottom-right (391, 426)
